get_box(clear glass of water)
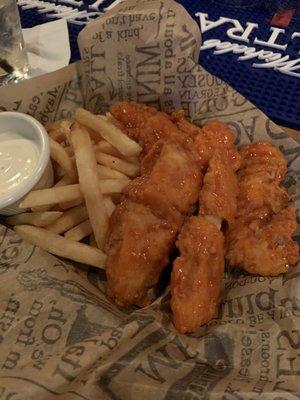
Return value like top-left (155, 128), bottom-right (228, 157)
top-left (0, 0), bottom-right (29, 85)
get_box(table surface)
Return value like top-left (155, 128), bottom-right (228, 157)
top-left (18, 0), bottom-right (300, 131)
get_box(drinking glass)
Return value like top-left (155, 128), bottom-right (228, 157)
top-left (0, 0), bottom-right (29, 85)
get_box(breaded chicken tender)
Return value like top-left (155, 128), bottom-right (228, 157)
top-left (199, 150), bottom-right (238, 223)
top-left (125, 139), bottom-right (202, 219)
top-left (171, 216), bottom-right (224, 333)
top-left (109, 102), bottom-right (192, 154)
top-left (193, 121), bottom-right (241, 171)
top-left (106, 200), bottom-right (178, 307)
top-left (226, 205), bottom-right (299, 276)
top-left (239, 141), bottom-right (287, 182)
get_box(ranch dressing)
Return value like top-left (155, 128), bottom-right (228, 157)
top-left (0, 131), bottom-right (39, 196)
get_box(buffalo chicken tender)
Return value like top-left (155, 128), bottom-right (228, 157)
top-left (109, 101), bottom-right (192, 154)
top-left (171, 216), bottom-right (224, 334)
top-left (239, 141), bottom-right (287, 182)
top-left (105, 199), bottom-right (178, 307)
top-left (124, 140), bottom-right (202, 219)
top-left (226, 205), bottom-right (299, 276)
top-left (193, 121), bottom-right (241, 171)
top-left (199, 149), bottom-right (238, 223)
top-left (235, 177), bottom-right (290, 223)
top-left (170, 110), bottom-right (203, 138)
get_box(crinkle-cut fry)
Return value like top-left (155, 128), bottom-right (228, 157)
top-left (64, 219), bottom-right (93, 241)
top-left (49, 137), bottom-right (77, 181)
top-left (14, 225), bottom-right (106, 269)
top-left (46, 204), bottom-right (88, 234)
top-left (75, 108), bottom-right (142, 157)
top-left (20, 184), bottom-right (82, 208)
top-left (6, 211), bottom-right (63, 227)
top-left (96, 164), bottom-right (128, 180)
top-left (70, 122), bottom-right (109, 249)
top-left (31, 175), bottom-right (74, 212)
top-left (95, 152), bottom-right (139, 177)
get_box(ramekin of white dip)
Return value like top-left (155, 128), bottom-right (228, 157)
top-left (0, 112), bottom-right (54, 216)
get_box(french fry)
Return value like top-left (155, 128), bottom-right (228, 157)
top-left (21, 179), bottom-right (127, 209)
top-left (49, 138), bottom-right (77, 181)
top-left (59, 198), bottom-right (84, 210)
top-left (55, 174), bottom-right (74, 187)
top-left (96, 164), bottom-right (128, 180)
top-left (86, 127), bottom-right (103, 143)
top-left (64, 219), bottom-right (93, 241)
top-left (6, 211), bottom-right (63, 227)
top-left (47, 120), bottom-right (72, 143)
top-left (14, 225), bottom-right (106, 268)
top-left (110, 193), bottom-right (122, 204)
top-left (64, 146), bottom-right (74, 156)
top-left (96, 141), bottom-right (140, 165)
top-left (98, 179), bottom-right (129, 194)
top-left (31, 175), bottom-right (75, 212)
top-left (75, 108), bottom-right (141, 157)
top-left (103, 196), bottom-right (115, 216)
top-left (53, 162), bottom-right (65, 181)
top-left (70, 122), bottom-right (109, 249)
top-left (89, 234), bottom-right (97, 247)
top-left (48, 130), bottom-right (65, 143)
top-left (95, 152), bottom-right (139, 177)
top-left (46, 204), bottom-right (88, 234)
top-left (20, 185), bottom-right (82, 208)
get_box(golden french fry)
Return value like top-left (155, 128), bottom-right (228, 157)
top-left (70, 122), bottom-right (109, 249)
top-left (20, 185), bottom-right (82, 208)
top-left (49, 138), bottom-right (77, 181)
top-left (55, 174), bottom-right (74, 187)
top-left (98, 179), bottom-right (129, 194)
top-left (64, 219), bottom-right (93, 241)
top-left (89, 234), bottom-right (97, 247)
top-left (126, 155), bottom-right (140, 165)
top-left (75, 108), bottom-right (141, 157)
top-left (96, 141), bottom-right (140, 165)
top-left (95, 152), bottom-right (139, 177)
top-left (59, 198), bottom-right (84, 210)
top-left (14, 225), bottom-right (106, 269)
top-left (64, 146), bottom-right (74, 156)
top-left (31, 175), bottom-right (75, 212)
top-left (96, 164), bottom-right (128, 180)
top-left (103, 196), bottom-right (115, 216)
top-left (46, 119), bottom-right (72, 132)
top-left (53, 162), bottom-right (65, 181)
top-left (21, 180), bottom-right (127, 209)
top-left (6, 211), bottom-right (63, 227)
top-left (105, 111), bottom-right (119, 125)
top-left (110, 193), bottom-right (122, 204)
top-left (46, 204), bottom-right (88, 234)
top-left (47, 120), bottom-right (72, 143)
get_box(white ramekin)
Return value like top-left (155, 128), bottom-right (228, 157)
top-left (0, 112), bottom-right (54, 216)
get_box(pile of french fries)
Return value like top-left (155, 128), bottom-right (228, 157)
top-left (7, 108), bottom-right (142, 269)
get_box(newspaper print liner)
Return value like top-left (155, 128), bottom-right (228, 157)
top-left (0, 0), bottom-right (299, 399)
